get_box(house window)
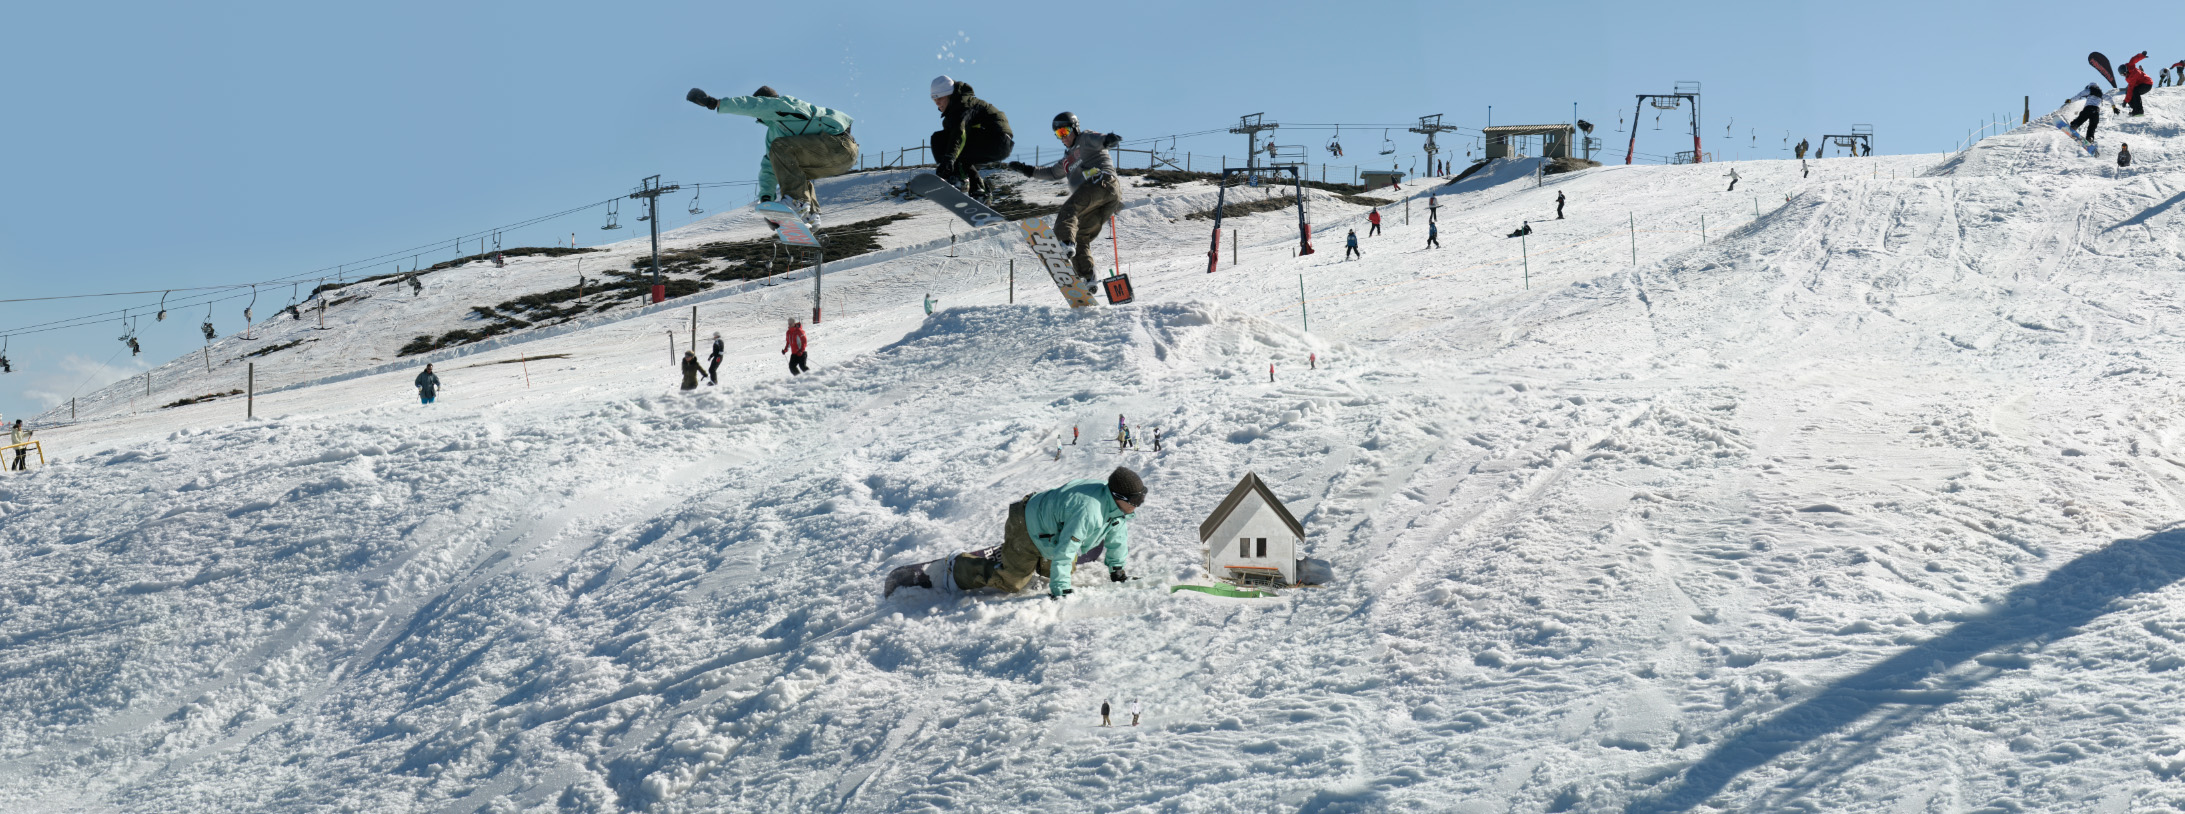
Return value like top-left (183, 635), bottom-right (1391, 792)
top-left (1239, 537), bottom-right (1251, 558)
top-left (1256, 538), bottom-right (1267, 558)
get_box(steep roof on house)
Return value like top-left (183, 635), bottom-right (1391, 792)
top-left (1198, 471), bottom-right (1306, 543)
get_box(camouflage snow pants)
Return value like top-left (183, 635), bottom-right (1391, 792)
top-left (954, 498), bottom-right (1098, 593)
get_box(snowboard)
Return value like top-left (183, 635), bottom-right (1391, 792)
top-left (755, 199), bottom-right (822, 248)
top-left (2052, 118), bottom-right (2099, 156)
top-left (883, 541), bottom-right (1110, 598)
top-left (906, 172), bottom-right (1102, 309)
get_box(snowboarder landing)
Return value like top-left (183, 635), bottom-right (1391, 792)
top-left (415, 364), bottom-right (440, 405)
top-left (1367, 208), bottom-right (1382, 237)
top-left (929, 76), bottom-right (1013, 200)
top-left (1007, 112), bottom-right (1123, 284)
top-left (950, 467), bottom-right (1143, 600)
top-left (2122, 52), bottom-right (2155, 116)
top-left (2069, 83), bottom-right (2108, 142)
top-left (687, 85), bottom-right (857, 226)
top-left (783, 318), bottom-right (809, 376)
top-left (1344, 229), bottom-right (1361, 259)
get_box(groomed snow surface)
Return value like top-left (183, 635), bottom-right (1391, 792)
top-left (9, 91), bottom-right (2185, 812)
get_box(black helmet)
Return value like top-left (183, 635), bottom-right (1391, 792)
top-left (1052, 111), bottom-right (1079, 132)
top-left (1108, 466), bottom-right (1145, 505)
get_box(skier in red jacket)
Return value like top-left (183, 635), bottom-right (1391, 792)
top-left (782, 318), bottom-right (810, 376)
top-left (1367, 208), bottom-right (1382, 237)
top-left (2121, 52), bottom-right (2155, 116)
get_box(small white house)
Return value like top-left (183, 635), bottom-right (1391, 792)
top-left (1200, 472), bottom-right (1306, 587)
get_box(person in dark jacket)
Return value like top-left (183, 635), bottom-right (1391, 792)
top-left (1507, 221), bottom-right (1532, 238)
top-left (415, 364), bottom-right (440, 405)
top-left (1344, 229), bottom-right (1361, 259)
top-left (2119, 142), bottom-right (2133, 168)
top-left (783, 318), bottom-right (809, 376)
top-left (1555, 190), bottom-right (1566, 219)
top-left (707, 332), bottom-right (725, 385)
top-left (1425, 220), bottom-right (1440, 249)
top-left (929, 76), bottom-right (1014, 199)
top-left (680, 351), bottom-right (702, 390)
top-left (1101, 700), bottom-right (1112, 727)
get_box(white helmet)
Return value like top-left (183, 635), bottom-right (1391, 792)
top-left (929, 75), bottom-right (955, 99)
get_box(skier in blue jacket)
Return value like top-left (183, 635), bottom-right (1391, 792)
top-left (687, 85), bottom-right (858, 225)
top-left (953, 467), bottom-right (1144, 598)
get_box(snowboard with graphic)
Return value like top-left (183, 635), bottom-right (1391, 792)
top-left (906, 172), bottom-right (1104, 308)
top-left (755, 199), bottom-right (822, 248)
top-left (2052, 118), bottom-right (2099, 156)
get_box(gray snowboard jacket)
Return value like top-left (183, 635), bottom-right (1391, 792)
top-left (1033, 128), bottom-right (1122, 190)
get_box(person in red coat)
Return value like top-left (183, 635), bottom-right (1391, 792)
top-left (782, 318), bottom-right (810, 376)
top-left (1367, 208), bottom-right (1382, 237)
top-left (2121, 52), bottom-right (2155, 116)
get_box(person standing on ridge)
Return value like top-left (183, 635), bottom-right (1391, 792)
top-left (949, 466), bottom-right (1144, 600)
top-left (1101, 701), bottom-right (1112, 727)
top-left (1426, 220), bottom-right (1441, 249)
top-left (1367, 207), bottom-right (1382, 236)
top-left (686, 85), bottom-right (857, 227)
top-left (1344, 228), bottom-right (1361, 259)
top-left (2068, 83), bottom-right (2109, 142)
top-left (414, 364), bottom-right (440, 405)
top-left (1007, 112), bottom-right (1123, 284)
top-left (707, 332), bottom-right (724, 386)
top-left (680, 351), bottom-right (702, 391)
top-left (2120, 52), bottom-right (2155, 116)
top-left (1555, 190), bottom-right (1566, 219)
top-left (782, 318), bottom-right (809, 376)
top-left (2119, 142), bottom-right (2133, 167)
top-left (928, 76), bottom-right (1013, 200)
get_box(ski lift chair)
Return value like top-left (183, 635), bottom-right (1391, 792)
top-left (602, 201), bottom-right (623, 230)
top-left (157, 290), bottom-right (169, 322)
top-left (688, 186), bottom-right (705, 215)
top-left (0, 336), bottom-right (10, 373)
top-left (1379, 129), bottom-right (1397, 156)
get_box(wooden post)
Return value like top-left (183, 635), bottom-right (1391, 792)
top-left (690, 306), bottom-right (698, 352)
top-left (520, 355), bottom-right (531, 388)
top-left (1701, 214), bottom-right (1707, 243)
top-left (1520, 231), bottom-right (1530, 290)
top-left (667, 331), bottom-right (675, 365)
top-left (1232, 230), bottom-right (1238, 267)
top-left (1629, 212), bottom-right (1637, 265)
top-left (247, 363), bottom-right (254, 419)
top-left (1298, 274), bottom-right (1309, 332)
top-left (1009, 259), bottom-right (1015, 303)
top-left (203, 347), bottom-right (210, 372)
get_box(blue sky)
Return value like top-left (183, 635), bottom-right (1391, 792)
top-left (1, 0), bottom-right (2173, 419)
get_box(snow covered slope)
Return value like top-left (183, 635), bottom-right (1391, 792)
top-left (10, 89), bottom-right (2185, 812)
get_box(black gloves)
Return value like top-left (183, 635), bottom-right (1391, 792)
top-left (1007, 161), bottom-right (1035, 176)
top-left (1048, 588), bottom-right (1073, 601)
top-left (687, 88), bottom-right (719, 110)
top-left (1109, 567), bottom-right (1127, 583)
top-left (1102, 133), bottom-right (1123, 148)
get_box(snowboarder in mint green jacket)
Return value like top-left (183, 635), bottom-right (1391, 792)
top-left (686, 85), bottom-right (858, 219)
top-left (954, 467), bottom-right (1144, 598)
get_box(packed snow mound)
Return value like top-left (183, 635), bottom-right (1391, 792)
top-left (1932, 86), bottom-right (2185, 177)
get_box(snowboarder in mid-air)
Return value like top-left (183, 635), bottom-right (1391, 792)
top-left (949, 467), bottom-right (1144, 600)
top-left (928, 76), bottom-right (1013, 200)
top-left (1007, 112), bottom-right (1123, 283)
top-left (687, 85), bottom-right (858, 227)
top-left (2121, 52), bottom-right (2155, 116)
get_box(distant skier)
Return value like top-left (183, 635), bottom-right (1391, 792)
top-left (1367, 208), bottom-right (1382, 236)
top-left (2068, 83), bottom-right (2109, 142)
top-left (1507, 221), bottom-right (1531, 238)
top-left (2119, 142), bottom-right (2133, 167)
top-left (949, 466), bottom-right (1144, 600)
top-left (1131, 700), bottom-right (1141, 726)
top-left (1555, 190), bottom-right (1566, 219)
top-left (1802, 159), bottom-right (1810, 179)
top-left (8, 420), bottom-right (29, 471)
top-left (1427, 194), bottom-right (1440, 223)
top-left (414, 364), bottom-right (440, 405)
top-left (929, 76), bottom-right (1014, 200)
top-left (1344, 229), bottom-right (1361, 259)
top-left (1150, 427), bottom-right (1162, 452)
top-left (1724, 168), bottom-right (1740, 192)
top-left (686, 85), bottom-right (858, 226)
top-left (1426, 220), bottom-right (1440, 249)
top-left (680, 350), bottom-right (702, 391)
top-left (783, 318), bottom-right (809, 376)
top-left (1101, 701), bottom-right (1112, 727)
top-left (707, 333), bottom-right (724, 385)
top-left (2122, 52), bottom-right (2155, 116)
top-left (1007, 113), bottom-right (1122, 284)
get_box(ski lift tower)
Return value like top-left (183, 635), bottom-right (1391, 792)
top-left (628, 175), bottom-right (680, 304)
top-left (1408, 114), bottom-right (1459, 176)
top-left (1231, 113), bottom-right (1279, 171)
top-left (1819, 124), bottom-right (1874, 157)
top-left (1625, 81), bottom-right (1702, 165)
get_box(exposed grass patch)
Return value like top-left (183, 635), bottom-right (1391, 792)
top-left (243, 338), bottom-right (311, 359)
top-left (162, 390), bottom-right (242, 409)
top-left (463, 353), bottom-right (571, 368)
top-left (312, 247), bottom-right (602, 298)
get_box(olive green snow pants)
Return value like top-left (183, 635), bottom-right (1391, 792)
top-left (954, 498), bottom-right (1096, 593)
top-left (769, 132), bottom-right (859, 208)
top-left (1052, 174), bottom-right (1122, 282)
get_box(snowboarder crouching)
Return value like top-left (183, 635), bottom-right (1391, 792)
top-left (2121, 52), bottom-right (2154, 116)
top-left (952, 467), bottom-right (1144, 599)
top-left (415, 364), bottom-right (440, 405)
top-left (687, 85), bottom-right (857, 226)
top-left (929, 76), bottom-right (1013, 200)
top-left (783, 318), bottom-right (809, 376)
top-left (1007, 112), bottom-right (1123, 283)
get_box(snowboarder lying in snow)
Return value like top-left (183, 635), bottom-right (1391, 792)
top-left (951, 467), bottom-right (1144, 599)
top-left (1507, 222), bottom-right (1532, 238)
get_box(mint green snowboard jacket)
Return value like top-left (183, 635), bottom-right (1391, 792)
top-left (713, 95), bottom-right (854, 198)
top-left (1025, 478), bottom-right (1131, 594)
